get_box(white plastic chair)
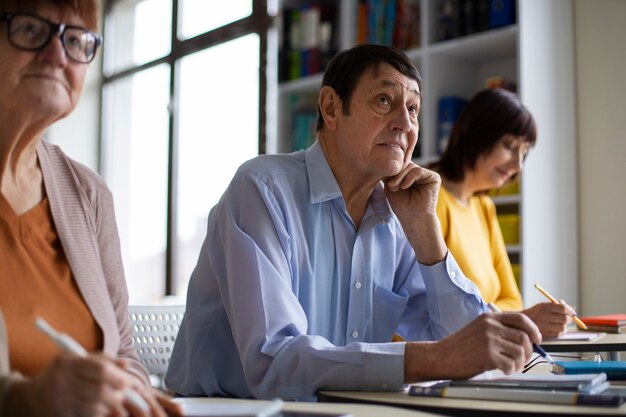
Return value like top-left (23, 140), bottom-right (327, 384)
top-left (128, 305), bottom-right (185, 387)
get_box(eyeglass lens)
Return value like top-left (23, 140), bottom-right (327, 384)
top-left (7, 14), bottom-right (98, 63)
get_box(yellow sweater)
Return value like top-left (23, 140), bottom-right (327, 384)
top-left (437, 186), bottom-right (523, 311)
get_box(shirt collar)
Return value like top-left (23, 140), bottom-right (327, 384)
top-left (305, 141), bottom-right (393, 224)
top-left (305, 140), bottom-right (343, 204)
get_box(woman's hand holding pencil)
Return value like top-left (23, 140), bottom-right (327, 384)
top-left (534, 283), bottom-right (588, 330)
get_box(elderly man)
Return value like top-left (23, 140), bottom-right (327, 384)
top-left (166, 44), bottom-right (540, 400)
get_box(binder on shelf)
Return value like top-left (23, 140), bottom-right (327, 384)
top-left (476, 0), bottom-right (491, 32)
top-left (438, 0), bottom-right (462, 41)
top-left (461, 0), bottom-right (477, 35)
top-left (488, 0), bottom-right (516, 29)
top-left (437, 96), bottom-right (467, 154)
top-left (553, 361), bottom-right (626, 381)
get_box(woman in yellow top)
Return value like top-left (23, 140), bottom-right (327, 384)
top-left (432, 88), bottom-right (572, 338)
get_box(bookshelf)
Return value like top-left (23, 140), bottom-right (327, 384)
top-left (268, 0), bottom-right (578, 307)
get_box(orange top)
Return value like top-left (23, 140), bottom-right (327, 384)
top-left (0, 194), bottom-right (103, 376)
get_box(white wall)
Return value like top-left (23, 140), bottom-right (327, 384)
top-left (575, 0), bottom-right (626, 315)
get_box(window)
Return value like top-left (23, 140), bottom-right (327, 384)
top-left (101, 0), bottom-right (270, 303)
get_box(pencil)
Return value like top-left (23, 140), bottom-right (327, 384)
top-left (533, 284), bottom-right (588, 330)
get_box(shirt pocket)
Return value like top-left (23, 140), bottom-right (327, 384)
top-left (372, 285), bottom-right (408, 342)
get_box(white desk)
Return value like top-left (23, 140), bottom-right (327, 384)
top-left (318, 388), bottom-right (626, 416)
top-left (541, 333), bottom-right (626, 361)
top-left (318, 363), bottom-right (626, 416)
top-left (174, 397), bottom-right (442, 417)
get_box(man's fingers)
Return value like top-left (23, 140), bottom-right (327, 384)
top-left (494, 312), bottom-right (542, 345)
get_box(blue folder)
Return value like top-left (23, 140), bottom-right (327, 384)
top-left (553, 361), bottom-right (626, 380)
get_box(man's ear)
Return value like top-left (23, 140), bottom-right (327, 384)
top-left (318, 86), bottom-right (341, 131)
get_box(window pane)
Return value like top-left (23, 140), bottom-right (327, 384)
top-left (175, 34), bottom-right (260, 295)
top-left (102, 64), bottom-right (171, 304)
top-left (105, 0), bottom-right (172, 74)
top-left (178, 0), bottom-right (252, 40)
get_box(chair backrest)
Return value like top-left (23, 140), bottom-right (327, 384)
top-left (128, 305), bottom-right (185, 377)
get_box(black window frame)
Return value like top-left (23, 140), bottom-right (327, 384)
top-left (100, 0), bottom-right (271, 295)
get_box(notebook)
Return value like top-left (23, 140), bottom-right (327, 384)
top-left (446, 371), bottom-right (608, 393)
top-left (543, 331), bottom-right (605, 342)
top-left (409, 381), bottom-right (626, 407)
top-left (580, 314), bottom-right (626, 327)
top-left (173, 398), bottom-right (352, 417)
top-left (408, 370), bottom-right (624, 406)
top-left (173, 399), bottom-right (283, 417)
top-left (553, 361), bottom-right (626, 380)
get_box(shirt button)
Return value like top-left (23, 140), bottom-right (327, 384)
top-left (354, 281), bottom-right (362, 289)
top-left (450, 270), bottom-right (456, 278)
top-left (352, 331), bottom-right (359, 338)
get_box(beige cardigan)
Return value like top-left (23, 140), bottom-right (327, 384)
top-left (0, 140), bottom-right (148, 413)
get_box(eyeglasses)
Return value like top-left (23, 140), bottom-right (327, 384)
top-left (0, 13), bottom-right (101, 64)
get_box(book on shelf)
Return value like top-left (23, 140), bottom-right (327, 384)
top-left (356, 0), bottom-right (420, 49)
top-left (289, 93), bottom-right (318, 152)
top-left (278, 3), bottom-right (337, 82)
top-left (553, 361), bottom-right (626, 380)
top-left (438, 0), bottom-right (517, 41)
top-left (580, 313), bottom-right (626, 327)
top-left (438, 0), bottom-right (462, 41)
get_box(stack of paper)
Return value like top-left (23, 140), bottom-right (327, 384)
top-left (409, 371), bottom-right (626, 407)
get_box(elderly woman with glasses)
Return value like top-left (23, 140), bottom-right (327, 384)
top-left (0, 1), bottom-right (181, 416)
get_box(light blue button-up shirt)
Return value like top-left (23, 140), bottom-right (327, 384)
top-left (166, 141), bottom-right (487, 400)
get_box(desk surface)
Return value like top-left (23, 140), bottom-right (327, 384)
top-left (174, 397), bottom-right (441, 417)
top-left (541, 333), bottom-right (626, 357)
top-left (318, 388), bottom-right (626, 417)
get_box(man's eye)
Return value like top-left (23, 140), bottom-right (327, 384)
top-left (378, 96), bottom-right (390, 106)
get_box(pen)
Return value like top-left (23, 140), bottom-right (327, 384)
top-left (35, 317), bottom-right (150, 412)
top-left (486, 303), bottom-right (555, 364)
top-left (533, 283), bottom-right (588, 330)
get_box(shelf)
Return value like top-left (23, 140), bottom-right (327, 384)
top-left (492, 194), bottom-right (521, 205)
top-left (277, 26), bottom-right (518, 95)
top-left (271, 0), bottom-right (578, 308)
top-left (427, 25), bottom-right (518, 61)
top-left (278, 72), bottom-right (324, 95)
top-left (506, 244), bottom-right (521, 254)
